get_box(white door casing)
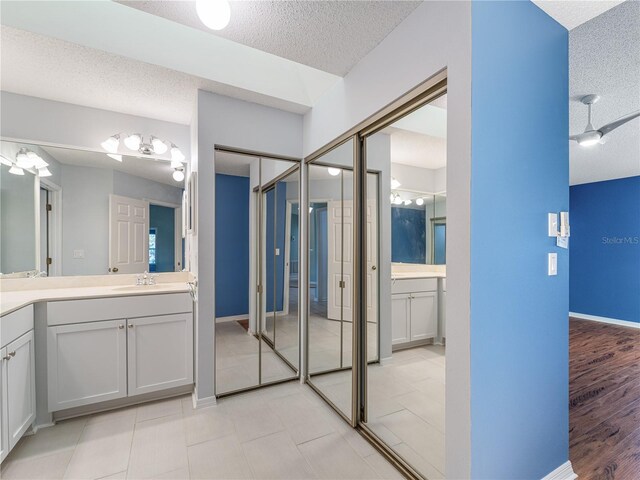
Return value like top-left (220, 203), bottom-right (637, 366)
top-left (109, 194), bottom-right (149, 274)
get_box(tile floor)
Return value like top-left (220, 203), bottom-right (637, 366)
top-left (1, 382), bottom-right (403, 480)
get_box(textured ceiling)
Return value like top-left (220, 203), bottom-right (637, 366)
top-left (533, 0), bottom-right (625, 30)
top-left (0, 26), bottom-right (312, 126)
top-left (117, 0), bottom-right (422, 76)
top-left (569, 0), bottom-right (640, 185)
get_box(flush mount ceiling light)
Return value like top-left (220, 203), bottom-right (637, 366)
top-left (196, 0), bottom-right (231, 30)
top-left (391, 177), bottom-right (401, 190)
top-left (570, 94), bottom-right (640, 147)
top-left (327, 167), bottom-right (341, 176)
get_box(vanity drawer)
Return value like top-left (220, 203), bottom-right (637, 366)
top-left (47, 293), bottom-right (192, 326)
top-left (391, 278), bottom-right (438, 295)
top-left (1, 305), bottom-right (34, 348)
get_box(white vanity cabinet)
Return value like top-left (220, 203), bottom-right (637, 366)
top-left (127, 314), bottom-right (193, 396)
top-left (391, 278), bottom-right (438, 348)
top-left (47, 293), bottom-right (193, 412)
top-left (47, 320), bottom-right (128, 411)
top-left (0, 305), bottom-right (36, 462)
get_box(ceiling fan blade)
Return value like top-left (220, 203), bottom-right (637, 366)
top-left (599, 110), bottom-right (640, 136)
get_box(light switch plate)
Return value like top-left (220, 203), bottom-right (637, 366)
top-left (548, 213), bottom-right (558, 237)
top-left (73, 249), bottom-right (85, 259)
top-left (548, 253), bottom-right (557, 276)
top-left (275, 248), bottom-right (280, 256)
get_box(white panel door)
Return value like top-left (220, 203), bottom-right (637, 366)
top-left (48, 320), bottom-right (127, 411)
top-left (6, 330), bottom-right (36, 450)
top-left (366, 200), bottom-right (378, 325)
top-left (109, 194), bottom-right (149, 274)
top-left (127, 314), bottom-right (193, 396)
top-left (391, 294), bottom-right (411, 345)
top-left (410, 291), bottom-right (438, 342)
top-left (0, 347), bottom-right (8, 462)
top-left (327, 200), bottom-right (353, 321)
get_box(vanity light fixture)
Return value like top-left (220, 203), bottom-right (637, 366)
top-left (415, 197), bottom-right (424, 206)
top-left (38, 166), bottom-right (52, 177)
top-left (0, 154), bottom-right (12, 167)
top-left (196, 0), bottom-right (231, 30)
top-left (404, 199), bottom-right (412, 206)
top-left (124, 133), bottom-right (142, 151)
top-left (391, 177), bottom-right (401, 190)
top-left (173, 168), bottom-right (185, 182)
top-left (107, 154), bottom-right (123, 162)
top-left (393, 194), bottom-right (403, 205)
top-left (16, 149), bottom-right (35, 169)
top-left (101, 134), bottom-right (120, 153)
top-left (8, 165), bottom-right (24, 175)
top-left (151, 136), bottom-right (168, 155)
top-left (171, 159), bottom-right (183, 169)
top-left (170, 144), bottom-right (186, 163)
top-left (327, 167), bottom-right (341, 176)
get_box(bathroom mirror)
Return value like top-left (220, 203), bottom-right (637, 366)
top-left (391, 190), bottom-right (446, 265)
top-left (0, 140), bottom-right (186, 277)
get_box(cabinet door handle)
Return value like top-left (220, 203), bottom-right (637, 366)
top-left (118, 324), bottom-right (125, 329)
top-left (128, 324), bottom-right (134, 329)
top-left (8, 351), bottom-right (16, 357)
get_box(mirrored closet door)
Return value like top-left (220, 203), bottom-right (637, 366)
top-left (214, 149), bottom-right (300, 396)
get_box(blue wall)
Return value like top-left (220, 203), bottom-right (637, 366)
top-left (149, 204), bottom-right (175, 272)
top-left (391, 206), bottom-right (426, 263)
top-left (471, 2), bottom-right (569, 478)
top-left (215, 174), bottom-right (250, 318)
top-left (570, 176), bottom-right (640, 323)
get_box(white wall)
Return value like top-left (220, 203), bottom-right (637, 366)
top-left (302, 2), bottom-right (472, 476)
top-left (194, 91), bottom-right (303, 402)
top-left (0, 92), bottom-right (190, 159)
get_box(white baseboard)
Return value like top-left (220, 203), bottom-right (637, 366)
top-left (192, 392), bottom-right (217, 409)
top-left (216, 314), bottom-right (248, 323)
top-left (570, 312), bottom-right (640, 329)
top-left (541, 461), bottom-right (577, 480)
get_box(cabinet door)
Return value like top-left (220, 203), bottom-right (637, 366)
top-left (48, 320), bottom-right (127, 411)
top-left (410, 291), bottom-right (437, 342)
top-left (441, 291), bottom-right (447, 339)
top-left (391, 294), bottom-right (411, 345)
top-left (0, 347), bottom-right (8, 462)
top-left (128, 314), bottom-right (193, 396)
top-left (6, 330), bottom-right (36, 450)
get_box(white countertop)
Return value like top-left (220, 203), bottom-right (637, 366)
top-left (0, 282), bottom-right (190, 317)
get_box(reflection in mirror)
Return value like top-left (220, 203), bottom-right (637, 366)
top-left (307, 137), bottom-right (355, 422)
top-left (214, 151), bottom-right (299, 396)
top-left (1, 141), bottom-right (186, 277)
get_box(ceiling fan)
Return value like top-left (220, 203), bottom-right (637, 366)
top-left (570, 94), bottom-right (640, 147)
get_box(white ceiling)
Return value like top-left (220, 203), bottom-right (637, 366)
top-left (117, 1), bottom-right (422, 77)
top-left (533, 0), bottom-right (626, 30)
top-left (40, 145), bottom-right (183, 188)
top-left (568, 0), bottom-right (640, 185)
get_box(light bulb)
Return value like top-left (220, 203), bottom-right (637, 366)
top-left (0, 155), bottom-right (12, 167)
top-left (404, 199), bottom-right (412, 206)
top-left (196, 0), bottom-right (231, 30)
top-left (32, 155), bottom-right (48, 169)
top-left (173, 169), bottom-right (185, 182)
top-left (16, 149), bottom-right (35, 169)
top-left (393, 196), bottom-right (403, 205)
top-left (9, 165), bottom-right (24, 175)
top-left (415, 198), bottom-right (424, 206)
top-left (124, 133), bottom-right (142, 151)
top-left (171, 145), bottom-right (185, 163)
top-left (101, 135), bottom-right (120, 153)
top-left (327, 167), bottom-right (341, 176)
top-left (151, 137), bottom-right (168, 154)
top-left (391, 177), bottom-right (401, 190)
top-left (107, 154), bottom-right (123, 162)
top-left (38, 167), bottom-right (52, 177)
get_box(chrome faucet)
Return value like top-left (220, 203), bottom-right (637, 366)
top-left (136, 271), bottom-right (158, 286)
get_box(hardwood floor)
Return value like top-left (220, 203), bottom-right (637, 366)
top-left (569, 318), bottom-right (640, 480)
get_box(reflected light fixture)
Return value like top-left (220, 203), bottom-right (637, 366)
top-left (107, 154), bottom-right (123, 162)
top-left (173, 168), bottom-right (185, 182)
top-left (393, 195), bottom-right (403, 205)
top-left (327, 167), bottom-right (341, 176)
top-left (0, 154), bottom-right (13, 167)
top-left (171, 144), bottom-right (186, 163)
top-left (404, 199), bottom-right (412, 206)
top-left (151, 136), bottom-right (168, 155)
top-left (101, 134), bottom-right (120, 153)
top-left (38, 167), bottom-right (52, 177)
top-left (415, 197), bottom-right (424, 206)
top-left (391, 177), bottom-right (401, 190)
top-left (16, 149), bottom-right (35, 169)
top-left (196, 0), bottom-right (231, 30)
top-left (9, 165), bottom-right (24, 175)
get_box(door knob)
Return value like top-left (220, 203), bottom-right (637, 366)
top-left (112, 267), bottom-right (119, 273)
top-left (372, 266), bottom-right (377, 271)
